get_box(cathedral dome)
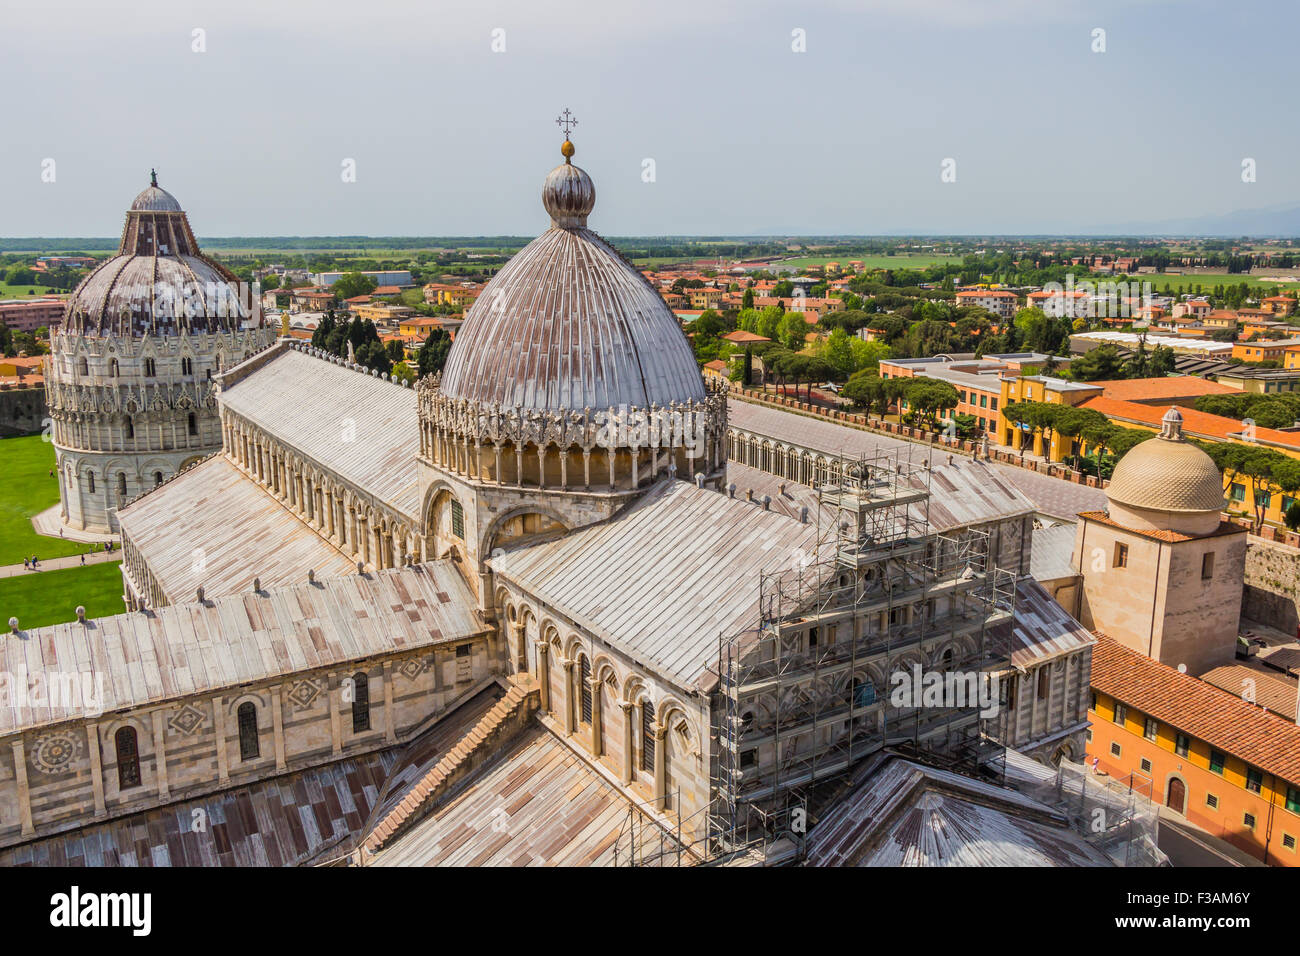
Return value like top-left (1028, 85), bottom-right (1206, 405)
top-left (438, 140), bottom-right (705, 413)
top-left (1105, 407), bottom-right (1225, 534)
top-left (64, 172), bottom-right (249, 338)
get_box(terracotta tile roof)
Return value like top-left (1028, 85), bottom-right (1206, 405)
top-left (1092, 634), bottom-right (1300, 783)
top-left (1080, 395), bottom-right (1300, 450)
top-left (1077, 510), bottom-right (1243, 543)
top-left (723, 330), bottom-right (770, 343)
top-left (1200, 662), bottom-right (1298, 721)
top-left (1090, 377), bottom-right (1239, 402)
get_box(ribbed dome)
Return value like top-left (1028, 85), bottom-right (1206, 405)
top-left (542, 157), bottom-right (595, 228)
top-left (130, 184), bottom-right (182, 212)
top-left (1106, 408), bottom-right (1226, 513)
top-left (65, 174), bottom-right (249, 338)
top-left (438, 143), bottom-right (704, 413)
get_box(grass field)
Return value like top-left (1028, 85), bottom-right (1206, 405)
top-left (0, 283), bottom-right (57, 299)
top-left (775, 253), bottom-right (961, 271)
top-left (1137, 272), bottom-right (1300, 294)
top-left (0, 561), bottom-right (124, 630)
top-left (0, 434), bottom-right (94, 565)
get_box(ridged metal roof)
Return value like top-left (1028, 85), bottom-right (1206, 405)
top-left (490, 479), bottom-right (823, 688)
top-left (0, 562), bottom-right (486, 736)
top-left (439, 157), bottom-right (705, 413)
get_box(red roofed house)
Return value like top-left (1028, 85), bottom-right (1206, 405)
top-left (955, 289), bottom-right (1018, 321)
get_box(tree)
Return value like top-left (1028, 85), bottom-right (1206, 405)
top-left (417, 328), bottom-right (453, 378)
top-left (822, 328), bottom-right (854, 379)
top-left (1069, 344), bottom-right (1125, 381)
top-left (1286, 501), bottom-right (1300, 532)
top-left (841, 372), bottom-right (884, 413)
top-left (390, 360), bottom-right (417, 385)
top-left (778, 311), bottom-right (808, 351)
top-left (332, 272), bottom-right (377, 301)
top-left (4, 266), bottom-right (35, 286)
top-left (756, 305), bottom-right (784, 341)
top-left (692, 309), bottom-right (725, 340)
top-left (903, 378), bottom-right (960, 429)
top-left (742, 287), bottom-right (755, 310)
top-left (849, 337), bottom-right (890, 374)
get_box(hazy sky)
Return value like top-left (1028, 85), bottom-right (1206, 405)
top-left (3, 0), bottom-right (1297, 237)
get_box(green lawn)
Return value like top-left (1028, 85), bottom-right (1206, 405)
top-left (776, 253), bottom-right (961, 271)
top-left (1138, 272), bottom-right (1300, 294)
top-left (0, 434), bottom-right (96, 565)
top-left (0, 561), bottom-right (125, 630)
top-left (0, 283), bottom-right (57, 299)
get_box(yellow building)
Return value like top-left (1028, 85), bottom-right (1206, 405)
top-left (1232, 338), bottom-right (1300, 363)
top-left (996, 375), bottom-right (1100, 459)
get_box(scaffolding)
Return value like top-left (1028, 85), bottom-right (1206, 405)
top-left (705, 448), bottom-right (1019, 860)
top-left (1008, 757), bottom-right (1168, 867)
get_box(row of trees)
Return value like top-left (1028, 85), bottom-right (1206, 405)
top-left (1000, 401), bottom-right (1157, 476)
top-left (1203, 443), bottom-right (1300, 532)
top-left (1194, 391), bottom-right (1300, 431)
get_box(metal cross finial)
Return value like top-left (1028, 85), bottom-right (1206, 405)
top-left (555, 108), bottom-right (578, 139)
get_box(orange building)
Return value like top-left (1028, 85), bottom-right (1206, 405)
top-left (1087, 635), bottom-right (1300, 866)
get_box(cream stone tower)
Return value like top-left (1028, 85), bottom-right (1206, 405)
top-left (1073, 407), bottom-right (1246, 674)
top-left (45, 173), bottom-right (274, 532)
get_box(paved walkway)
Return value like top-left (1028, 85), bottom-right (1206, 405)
top-left (0, 550), bottom-right (121, 579)
top-left (30, 505), bottom-right (117, 545)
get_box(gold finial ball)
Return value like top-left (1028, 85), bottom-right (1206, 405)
top-left (561, 140), bottom-right (575, 160)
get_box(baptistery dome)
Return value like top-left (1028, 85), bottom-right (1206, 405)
top-left (64, 172), bottom-right (248, 338)
top-left (438, 140), bottom-right (705, 413)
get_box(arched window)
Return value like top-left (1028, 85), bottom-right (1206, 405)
top-left (187, 412), bottom-right (198, 436)
top-left (450, 499), bottom-right (465, 539)
top-left (109, 358), bottom-right (119, 377)
top-left (351, 671), bottom-right (370, 732)
top-left (124, 417), bottom-right (134, 439)
top-left (143, 357), bottom-right (155, 377)
top-left (640, 700), bottom-right (655, 773)
top-left (237, 702), bottom-right (259, 760)
top-left (181, 356), bottom-right (193, 375)
top-left (78, 357), bottom-right (88, 376)
top-left (115, 726), bottom-right (140, 789)
top-left (848, 677), bottom-right (876, 709)
top-left (578, 657), bottom-right (592, 725)
top-left (87, 472), bottom-right (95, 494)
top-left (154, 472), bottom-right (163, 487)
top-left (116, 473), bottom-right (127, 496)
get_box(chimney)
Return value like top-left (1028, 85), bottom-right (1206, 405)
top-left (695, 473), bottom-right (705, 489)
top-left (761, 495), bottom-right (771, 511)
top-left (7, 617), bottom-right (18, 634)
top-left (308, 569), bottom-right (316, 584)
top-left (196, 586), bottom-right (204, 604)
top-left (727, 483), bottom-right (736, 498)
top-left (357, 560), bottom-right (365, 574)
top-left (252, 576), bottom-right (261, 593)
top-left (76, 606), bottom-right (86, 623)
top-left (799, 506), bottom-right (809, 524)
top-left (746, 489), bottom-right (754, 502)
top-left (778, 482), bottom-right (787, 495)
